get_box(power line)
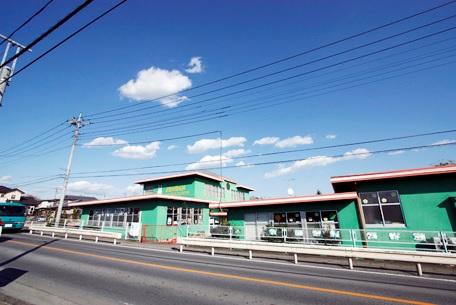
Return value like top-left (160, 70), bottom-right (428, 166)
top-left (0, 0), bottom-right (128, 88)
top-left (79, 130), bottom-right (220, 147)
top-left (70, 142), bottom-right (456, 179)
top-left (0, 0), bottom-right (95, 70)
top-left (15, 176), bottom-right (63, 188)
top-left (83, 58), bottom-right (456, 140)
top-left (85, 0), bottom-right (456, 118)
top-left (81, 38), bottom-right (456, 137)
top-left (0, 121), bottom-right (68, 155)
top-left (0, 126), bottom-right (71, 158)
top-left (71, 129), bottom-right (456, 176)
top-left (0, 0), bottom-right (55, 47)
top-left (3, 1), bottom-right (453, 154)
top-left (87, 20), bottom-right (456, 125)
top-left (83, 37), bottom-right (456, 135)
top-left (84, 44), bottom-right (456, 135)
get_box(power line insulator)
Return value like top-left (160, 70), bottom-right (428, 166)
top-left (0, 66), bottom-right (11, 107)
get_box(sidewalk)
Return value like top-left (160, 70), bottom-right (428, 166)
top-left (0, 292), bottom-right (32, 305)
top-left (114, 238), bottom-right (456, 277)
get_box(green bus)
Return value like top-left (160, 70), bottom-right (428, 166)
top-left (0, 202), bottom-right (26, 230)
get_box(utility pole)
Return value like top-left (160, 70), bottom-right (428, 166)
top-left (0, 34), bottom-right (31, 107)
top-left (54, 113), bottom-right (88, 226)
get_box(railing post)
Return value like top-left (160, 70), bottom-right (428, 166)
top-left (283, 228), bottom-right (287, 243)
top-left (440, 231), bottom-right (448, 253)
top-left (63, 219), bottom-right (67, 228)
top-left (102, 221), bottom-right (105, 231)
top-left (351, 229), bottom-right (356, 247)
top-left (416, 263), bottom-right (423, 276)
top-left (186, 224), bottom-right (189, 238)
top-left (80, 219), bottom-right (84, 230)
top-left (125, 223), bottom-right (129, 240)
top-left (229, 226), bottom-right (233, 240)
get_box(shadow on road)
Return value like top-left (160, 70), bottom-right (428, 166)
top-left (0, 237), bottom-right (12, 243)
top-left (0, 268), bottom-right (27, 287)
top-left (0, 239), bottom-right (57, 267)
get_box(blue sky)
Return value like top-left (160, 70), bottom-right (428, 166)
top-left (0, 0), bottom-right (455, 199)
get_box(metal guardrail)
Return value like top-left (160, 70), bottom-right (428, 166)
top-left (181, 225), bottom-right (456, 254)
top-left (29, 224), bottom-right (122, 244)
top-left (177, 237), bottom-right (456, 276)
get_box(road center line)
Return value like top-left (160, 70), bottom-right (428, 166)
top-left (6, 239), bottom-right (436, 305)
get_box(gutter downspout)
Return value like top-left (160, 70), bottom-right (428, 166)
top-left (354, 182), bottom-right (368, 247)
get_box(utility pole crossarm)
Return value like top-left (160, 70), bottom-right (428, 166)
top-left (54, 113), bottom-right (89, 227)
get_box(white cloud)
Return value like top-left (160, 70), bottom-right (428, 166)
top-left (125, 184), bottom-right (143, 196)
top-left (253, 137), bottom-right (279, 145)
top-left (112, 141), bottom-right (160, 160)
top-left (83, 137), bottom-right (128, 148)
top-left (185, 56), bottom-right (204, 74)
top-left (186, 154), bottom-right (232, 170)
top-left (223, 148), bottom-right (250, 158)
top-left (265, 148), bottom-right (371, 178)
top-left (119, 66), bottom-right (191, 108)
top-left (167, 144), bottom-right (178, 150)
top-left (187, 137), bottom-right (246, 154)
top-left (432, 139), bottom-right (456, 145)
top-left (275, 135), bottom-right (314, 148)
top-left (388, 150), bottom-right (405, 155)
top-left (185, 148), bottom-right (249, 170)
top-left (67, 181), bottom-right (113, 195)
top-left (236, 161), bottom-right (254, 168)
top-left (0, 175), bottom-right (12, 183)
top-left (342, 148), bottom-right (371, 160)
top-left (325, 134), bottom-right (337, 140)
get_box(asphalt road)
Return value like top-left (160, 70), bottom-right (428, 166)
top-left (0, 233), bottom-right (455, 305)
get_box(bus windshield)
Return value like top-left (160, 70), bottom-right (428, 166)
top-left (0, 205), bottom-right (26, 216)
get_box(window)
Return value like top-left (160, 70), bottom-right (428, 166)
top-left (273, 213), bottom-right (286, 224)
top-left (286, 212), bottom-right (301, 224)
top-left (306, 211), bottom-right (321, 223)
top-left (204, 184), bottom-right (222, 199)
top-left (193, 208), bottom-right (202, 224)
top-left (88, 208), bottom-right (140, 227)
top-left (0, 205), bottom-right (25, 216)
top-left (167, 207), bottom-right (178, 225)
top-left (360, 191), bottom-right (405, 226)
top-left (166, 207), bottom-right (204, 225)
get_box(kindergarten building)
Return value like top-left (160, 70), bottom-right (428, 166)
top-left (70, 165), bottom-right (456, 246)
top-left (69, 171), bottom-right (254, 240)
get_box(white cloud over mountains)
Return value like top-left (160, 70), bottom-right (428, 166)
top-left (325, 134), bottom-right (337, 140)
top-left (112, 141), bottom-right (160, 160)
top-left (187, 137), bottom-right (246, 154)
top-left (185, 56), bottom-right (203, 74)
top-left (119, 66), bottom-right (191, 108)
top-left (84, 137), bottom-right (128, 147)
top-left (265, 148), bottom-right (371, 178)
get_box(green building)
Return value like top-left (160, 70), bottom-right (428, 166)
top-left (70, 165), bottom-right (455, 249)
top-left (69, 171), bottom-right (254, 241)
top-left (217, 165), bottom-right (456, 250)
